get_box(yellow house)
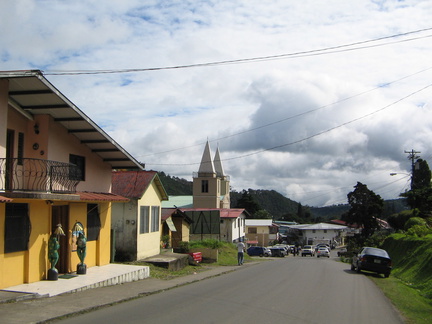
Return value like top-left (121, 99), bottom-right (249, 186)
top-left (111, 170), bottom-right (168, 261)
top-left (245, 219), bottom-right (276, 246)
top-left (0, 70), bottom-right (143, 289)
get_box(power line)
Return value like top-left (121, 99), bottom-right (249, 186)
top-left (43, 27), bottom-right (432, 76)
top-left (137, 65), bottom-right (432, 158)
top-left (145, 82), bottom-right (432, 166)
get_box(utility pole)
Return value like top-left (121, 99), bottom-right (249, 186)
top-left (404, 149), bottom-right (421, 190)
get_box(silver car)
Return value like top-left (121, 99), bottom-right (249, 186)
top-left (316, 247), bottom-right (330, 258)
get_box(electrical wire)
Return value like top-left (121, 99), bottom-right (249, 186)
top-left (144, 82), bottom-right (432, 166)
top-left (137, 65), bottom-right (432, 158)
top-left (43, 27), bottom-right (432, 76)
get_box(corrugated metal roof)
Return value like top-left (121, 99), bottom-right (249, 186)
top-left (290, 223), bottom-right (348, 230)
top-left (77, 191), bottom-right (129, 202)
top-left (245, 219), bottom-right (273, 227)
top-left (162, 196), bottom-right (194, 208)
top-left (111, 170), bottom-right (168, 200)
top-left (1, 70), bottom-right (143, 170)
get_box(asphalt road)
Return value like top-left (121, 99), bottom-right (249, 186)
top-left (58, 253), bottom-right (404, 324)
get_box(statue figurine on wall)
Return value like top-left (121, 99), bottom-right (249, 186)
top-left (76, 232), bottom-right (87, 274)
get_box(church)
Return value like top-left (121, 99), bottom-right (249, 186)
top-left (162, 141), bottom-right (247, 244)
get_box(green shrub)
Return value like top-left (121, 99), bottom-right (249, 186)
top-left (189, 239), bottom-right (226, 249)
top-left (382, 235), bottom-right (432, 299)
top-left (405, 217), bottom-right (427, 230)
top-left (407, 225), bottom-right (431, 237)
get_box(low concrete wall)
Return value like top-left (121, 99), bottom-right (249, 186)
top-left (189, 248), bottom-right (218, 263)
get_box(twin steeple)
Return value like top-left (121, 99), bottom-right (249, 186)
top-left (198, 141), bottom-right (225, 177)
top-left (193, 141), bottom-right (230, 209)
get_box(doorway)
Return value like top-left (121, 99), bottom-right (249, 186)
top-left (52, 205), bottom-right (69, 274)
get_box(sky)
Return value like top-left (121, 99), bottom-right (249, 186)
top-left (2, 0), bottom-right (432, 207)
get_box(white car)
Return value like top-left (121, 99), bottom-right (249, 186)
top-left (316, 247), bottom-right (330, 258)
top-left (301, 245), bottom-right (315, 257)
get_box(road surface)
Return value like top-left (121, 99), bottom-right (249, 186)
top-left (58, 252), bottom-right (404, 324)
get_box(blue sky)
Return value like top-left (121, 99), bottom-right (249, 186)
top-left (1, 0), bottom-right (432, 207)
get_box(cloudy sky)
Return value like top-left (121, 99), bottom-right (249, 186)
top-left (2, 0), bottom-right (432, 207)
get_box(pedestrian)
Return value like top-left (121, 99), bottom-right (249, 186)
top-left (237, 240), bottom-right (245, 265)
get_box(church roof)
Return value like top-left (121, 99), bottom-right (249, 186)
top-left (198, 141), bottom-right (216, 175)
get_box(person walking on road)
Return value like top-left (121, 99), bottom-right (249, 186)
top-left (237, 240), bottom-right (245, 265)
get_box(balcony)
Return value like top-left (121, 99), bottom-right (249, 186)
top-left (0, 158), bottom-right (81, 194)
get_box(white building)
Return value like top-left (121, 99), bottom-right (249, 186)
top-left (289, 223), bottom-right (347, 246)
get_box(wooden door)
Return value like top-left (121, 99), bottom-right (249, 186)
top-left (52, 206), bottom-right (69, 274)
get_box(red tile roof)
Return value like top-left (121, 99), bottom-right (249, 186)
top-left (112, 170), bottom-right (168, 200)
top-left (179, 208), bottom-right (246, 218)
top-left (161, 208), bottom-right (176, 221)
top-left (0, 195), bottom-right (13, 202)
top-left (77, 191), bottom-right (129, 202)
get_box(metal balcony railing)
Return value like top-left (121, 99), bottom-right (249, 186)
top-left (0, 158), bottom-right (81, 193)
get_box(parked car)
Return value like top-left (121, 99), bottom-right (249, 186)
top-left (274, 244), bottom-right (290, 253)
top-left (301, 245), bottom-right (315, 257)
top-left (270, 247), bottom-right (287, 257)
top-left (316, 247), bottom-right (330, 258)
top-left (337, 248), bottom-right (348, 257)
top-left (247, 246), bottom-right (271, 257)
top-left (351, 247), bottom-right (392, 278)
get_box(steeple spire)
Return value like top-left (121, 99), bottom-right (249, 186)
top-left (213, 145), bottom-right (225, 177)
top-left (198, 140), bottom-right (215, 175)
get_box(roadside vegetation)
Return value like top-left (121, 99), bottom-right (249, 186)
top-left (129, 239), bottom-right (244, 280)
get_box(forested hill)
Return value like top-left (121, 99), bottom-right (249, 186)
top-left (157, 172), bottom-right (408, 221)
top-left (230, 189), bottom-right (302, 220)
top-left (158, 171), bottom-right (193, 195)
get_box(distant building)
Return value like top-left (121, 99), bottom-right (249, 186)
top-left (245, 219), bottom-right (278, 246)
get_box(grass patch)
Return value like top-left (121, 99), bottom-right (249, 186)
top-left (127, 240), bottom-right (245, 279)
top-left (370, 275), bottom-right (432, 324)
top-left (140, 262), bottom-right (212, 280)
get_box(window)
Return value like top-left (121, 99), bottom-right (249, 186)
top-left (248, 227), bottom-right (257, 234)
top-left (140, 206), bottom-right (149, 234)
top-left (87, 204), bottom-right (101, 241)
top-left (151, 206), bottom-right (160, 232)
top-left (69, 154), bottom-right (85, 180)
top-left (5, 203), bottom-right (31, 253)
top-left (324, 230), bottom-right (327, 233)
top-left (312, 229), bottom-right (316, 233)
top-left (201, 180), bottom-right (209, 193)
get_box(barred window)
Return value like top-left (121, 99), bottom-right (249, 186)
top-left (5, 203), bottom-right (31, 253)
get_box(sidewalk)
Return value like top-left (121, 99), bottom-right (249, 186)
top-left (0, 262), bottom-right (253, 324)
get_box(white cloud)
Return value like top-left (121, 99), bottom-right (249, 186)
top-left (2, 0), bottom-right (432, 206)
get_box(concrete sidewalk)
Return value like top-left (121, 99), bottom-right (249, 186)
top-left (0, 263), bottom-right (252, 324)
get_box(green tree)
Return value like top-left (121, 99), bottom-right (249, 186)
top-left (343, 182), bottom-right (384, 238)
top-left (235, 190), bottom-right (261, 217)
top-left (253, 209), bottom-right (273, 219)
top-left (412, 158), bottom-right (431, 190)
top-left (401, 158), bottom-right (432, 216)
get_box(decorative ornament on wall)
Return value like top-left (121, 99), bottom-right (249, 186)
top-left (33, 143), bottom-right (39, 150)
